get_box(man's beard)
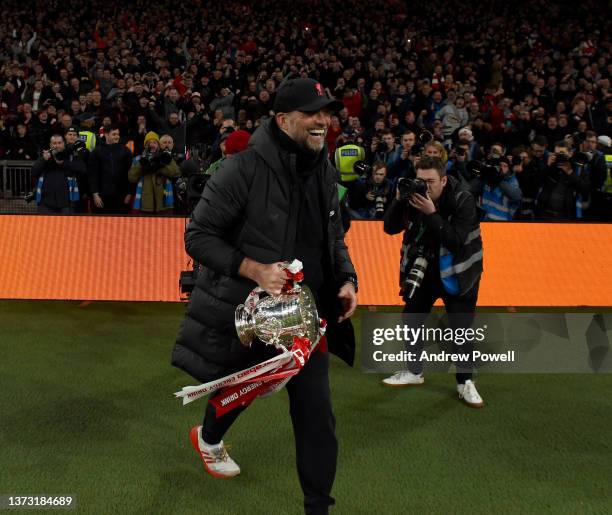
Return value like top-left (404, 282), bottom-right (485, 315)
top-left (292, 128), bottom-right (326, 154)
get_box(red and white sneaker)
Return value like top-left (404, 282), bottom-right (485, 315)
top-left (189, 426), bottom-right (241, 478)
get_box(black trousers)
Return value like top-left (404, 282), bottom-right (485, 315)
top-left (402, 268), bottom-right (479, 384)
top-left (202, 350), bottom-right (337, 515)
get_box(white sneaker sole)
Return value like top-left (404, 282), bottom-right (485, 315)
top-left (382, 379), bottom-right (425, 387)
top-left (459, 397), bottom-right (485, 408)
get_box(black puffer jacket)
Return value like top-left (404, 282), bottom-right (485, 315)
top-left (172, 119), bottom-right (357, 383)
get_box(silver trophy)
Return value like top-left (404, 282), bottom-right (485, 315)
top-left (235, 285), bottom-right (320, 350)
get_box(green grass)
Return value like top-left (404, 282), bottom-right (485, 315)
top-left (1, 301), bottom-right (611, 515)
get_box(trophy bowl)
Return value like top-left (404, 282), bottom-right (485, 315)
top-left (235, 285), bottom-right (319, 349)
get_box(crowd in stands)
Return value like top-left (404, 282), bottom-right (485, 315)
top-left (0, 0), bottom-right (610, 219)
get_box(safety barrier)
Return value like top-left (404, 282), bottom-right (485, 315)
top-left (0, 160), bottom-right (36, 214)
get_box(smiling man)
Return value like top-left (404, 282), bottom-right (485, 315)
top-left (173, 78), bottom-right (358, 515)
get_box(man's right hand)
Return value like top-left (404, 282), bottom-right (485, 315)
top-left (239, 258), bottom-right (287, 296)
top-left (93, 193), bottom-right (104, 208)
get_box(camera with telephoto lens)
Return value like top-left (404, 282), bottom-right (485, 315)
top-left (554, 152), bottom-right (570, 167)
top-left (402, 246), bottom-right (433, 299)
top-left (41, 147), bottom-right (70, 161)
top-left (140, 149), bottom-right (173, 170)
top-left (410, 129), bottom-right (434, 155)
top-left (70, 140), bottom-right (87, 157)
top-left (171, 151), bottom-right (186, 164)
top-left (367, 181), bottom-right (390, 219)
top-left (467, 159), bottom-right (504, 185)
top-left (353, 160), bottom-right (372, 177)
top-left (573, 151), bottom-right (593, 167)
top-left (397, 177), bottom-right (428, 201)
top-left (511, 154), bottom-right (523, 166)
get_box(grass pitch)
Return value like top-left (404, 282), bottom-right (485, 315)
top-left (1, 301), bottom-right (610, 514)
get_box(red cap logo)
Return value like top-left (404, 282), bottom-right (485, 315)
top-left (315, 83), bottom-right (324, 96)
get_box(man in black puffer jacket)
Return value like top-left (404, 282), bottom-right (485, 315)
top-left (172, 78), bottom-right (358, 515)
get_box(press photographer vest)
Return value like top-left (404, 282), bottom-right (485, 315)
top-left (482, 176), bottom-right (520, 221)
top-left (334, 144), bottom-right (365, 182)
top-left (439, 228), bottom-right (483, 295)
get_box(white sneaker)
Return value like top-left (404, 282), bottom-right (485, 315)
top-left (382, 371), bottom-right (425, 387)
top-left (457, 380), bottom-right (484, 408)
top-left (190, 426), bottom-right (241, 478)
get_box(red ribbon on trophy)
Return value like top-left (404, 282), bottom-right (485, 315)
top-left (174, 260), bottom-right (327, 416)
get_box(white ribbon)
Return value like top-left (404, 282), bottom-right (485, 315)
top-left (174, 350), bottom-right (292, 405)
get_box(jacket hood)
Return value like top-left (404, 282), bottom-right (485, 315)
top-left (247, 119), bottom-right (285, 175)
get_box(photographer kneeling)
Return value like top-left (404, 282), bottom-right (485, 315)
top-left (128, 131), bottom-right (181, 214)
top-left (382, 156), bottom-right (484, 407)
top-left (30, 133), bottom-right (86, 214)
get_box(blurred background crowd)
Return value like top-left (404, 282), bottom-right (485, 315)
top-left (0, 0), bottom-right (610, 220)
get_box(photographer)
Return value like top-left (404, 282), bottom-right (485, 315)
top-left (382, 157), bottom-right (484, 407)
top-left (535, 140), bottom-right (590, 221)
top-left (30, 133), bottom-right (86, 214)
top-left (446, 139), bottom-right (479, 196)
top-left (128, 131), bottom-right (181, 214)
top-left (479, 157), bottom-right (522, 221)
top-left (373, 130), bottom-right (401, 167)
top-left (387, 131), bottom-right (417, 181)
top-left (352, 162), bottom-right (393, 219)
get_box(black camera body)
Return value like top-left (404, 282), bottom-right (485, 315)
top-left (70, 140), bottom-right (87, 157)
top-left (140, 150), bottom-right (173, 170)
top-left (554, 152), bottom-right (570, 167)
top-left (397, 177), bottom-right (428, 201)
top-left (353, 160), bottom-right (372, 177)
top-left (42, 147), bottom-right (70, 161)
top-left (467, 159), bottom-right (504, 185)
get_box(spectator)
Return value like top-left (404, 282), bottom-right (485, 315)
top-left (0, 0), bottom-right (608, 223)
top-left (7, 123), bottom-right (37, 161)
top-left (88, 125), bottom-right (133, 214)
top-left (436, 94), bottom-right (469, 142)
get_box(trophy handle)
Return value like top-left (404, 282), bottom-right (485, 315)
top-left (235, 304), bottom-right (255, 346)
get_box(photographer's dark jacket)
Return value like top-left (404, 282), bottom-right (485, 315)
top-left (31, 155), bottom-right (86, 209)
top-left (536, 165), bottom-right (590, 220)
top-left (172, 119), bottom-right (357, 383)
top-left (384, 175), bottom-right (483, 297)
top-left (88, 142), bottom-right (133, 198)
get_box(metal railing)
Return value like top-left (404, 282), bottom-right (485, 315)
top-left (0, 160), bottom-right (36, 214)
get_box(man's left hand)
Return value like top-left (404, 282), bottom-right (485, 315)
top-left (409, 193), bottom-right (436, 215)
top-left (337, 282), bottom-right (358, 323)
top-left (124, 194), bottom-right (132, 204)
